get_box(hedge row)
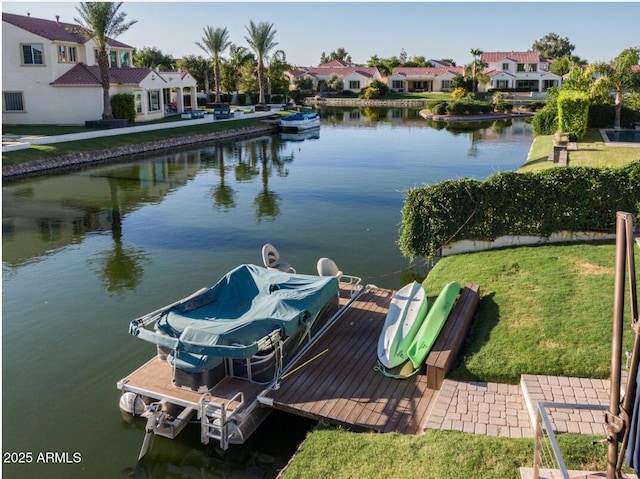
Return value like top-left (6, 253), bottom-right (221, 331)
top-left (399, 161), bottom-right (640, 261)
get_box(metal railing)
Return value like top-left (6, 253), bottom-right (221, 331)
top-left (534, 401), bottom-right (608, 479)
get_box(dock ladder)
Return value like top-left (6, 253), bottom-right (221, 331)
top-left (199, 392), bottom-right (244, 450)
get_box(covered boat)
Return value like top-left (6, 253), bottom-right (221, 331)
top-left (119, 263), bottom-right (355, 453)
top-left (279, 111), bottom-right (320, 131)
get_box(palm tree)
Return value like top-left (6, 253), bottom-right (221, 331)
top-left (73, 2), bottom-right (137, 120)
top-left (196, 26), bottom-right (231, 103)
top-left (588, 47), bottom-right (640, 129)
top-left (227, 44), bottom-right (254, 103)
top-left (470, 48), bottom-right (483, 94)
top-left (244, 20), bottom-right (278, 105)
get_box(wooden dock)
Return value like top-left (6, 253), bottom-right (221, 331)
top-left (260, 286), bottom-right (437, 435)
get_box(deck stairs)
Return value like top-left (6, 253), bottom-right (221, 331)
top-left (199, 392), bottom-right (244, 450)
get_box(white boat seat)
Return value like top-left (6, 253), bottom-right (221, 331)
top-left (316, 257), bottom-right (343, 280)
top-left (262, 243), bottom-right (295, 273)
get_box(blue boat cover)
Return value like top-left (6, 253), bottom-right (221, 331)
top-left (142, 264), bottom-right (338, 359)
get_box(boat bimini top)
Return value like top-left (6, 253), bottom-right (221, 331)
top-left (129, 264), bottom-right (339, 360)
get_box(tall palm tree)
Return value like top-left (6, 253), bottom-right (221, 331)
top-left (244, 21), bottom-right (278, 105)
top-left (470, 48), bottom-right (483, 93)
top-left (73, 2), bottom-right (137, 119)
top-left (588, 47), bottom-right (640, 129)
top-left (196, 26), bottom-right (231, 103)
top-left (227, 44), bottom-right (253, 102)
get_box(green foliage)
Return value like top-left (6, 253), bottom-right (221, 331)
top-left (110, 93), bottom-right (135, 123)
top-left (588, 104), bottom-right (638, 128)
top-left (532, 104), bottom-right (558, 135)
top-left (446, 100), bottom-right (493, 115)
top-left (428, 100), bottom-right (448, 115)
top-left (369, 79), bottom-right (389, 96)
top-left (557, 90), bottom-right (589, 140)
top-left (399, 161), bottom-right (640, 261)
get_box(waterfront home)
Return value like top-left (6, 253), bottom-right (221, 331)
top-left (2, 12), bottom-right (197, 125)
top-left (388, 66), bottom-right (465, 93)
top-left (286, 59), bottom-right (383, 93)
top-left (479, 50), bottom-right (563, 94)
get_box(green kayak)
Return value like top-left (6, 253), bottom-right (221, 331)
top-left (406, 281), bottom-right (461, 369)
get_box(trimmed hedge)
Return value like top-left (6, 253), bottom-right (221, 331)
top-left (111, 93), bottom-right (135, 123)
top-left (399, 162), bottom-right (640, 261)
top-left (557, 90), bottom-right (589, 140)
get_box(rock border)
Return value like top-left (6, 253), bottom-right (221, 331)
top-left (2, 124), bottom-right (278, 181)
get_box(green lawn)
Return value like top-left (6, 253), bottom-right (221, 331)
top-left (521, 128), bottom-right (640, 172)
top-left (282, 429), bottom-right (610, 479)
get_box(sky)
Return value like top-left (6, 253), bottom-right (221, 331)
top-left (2, 1), bottom-right (640, 67)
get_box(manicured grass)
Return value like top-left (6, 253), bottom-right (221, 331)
top-left (1, 117), bottom-right (267, 166)
top-left (521, 128), bottom-right (640, 172)
top-left (423, 242), bottom-right (637, 384)
top-left (282, 429), bottom-right (610, 479)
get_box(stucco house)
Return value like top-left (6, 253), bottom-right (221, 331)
top-left (2, 12), bottom-right (197, 125)
top-left (479, 51), bottom-right (563, 93)
top-left (286, 60), bottom-right (382, 93)
top-left (388, 66), bottom-right (465, 93)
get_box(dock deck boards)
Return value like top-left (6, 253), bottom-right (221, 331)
top-left (263, 286), bottom-right (437, 435)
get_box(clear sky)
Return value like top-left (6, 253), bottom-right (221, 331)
top-left (3, 1), bottom-right (639, 67)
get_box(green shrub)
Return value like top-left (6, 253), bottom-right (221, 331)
top-left (369, 79), bottom-right (389, 96)
top-left (110, 93), bottom-right (135, 123)
top-left (399, 161), bottom-right (640, 261)
top-left (451, 87), bottom-right (467, 99)
top-left (431, 102), bottom-right (448, 115)
top-left (557, 90), bottom-right (589, 141)
top-left (446, 101), bottom-right (467, 115)
top-left (532, 105), bottom-right (558, 135)
top-left (362, 87), bottom-right (381, 99)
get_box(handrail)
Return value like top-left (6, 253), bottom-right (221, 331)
top-left (533, 401), bottom-right (608, 479)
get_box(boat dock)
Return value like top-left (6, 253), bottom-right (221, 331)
top-left (260, 285), bottom-right (437, 434)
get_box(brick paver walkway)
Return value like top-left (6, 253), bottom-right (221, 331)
top-left (424, 374), bottom-right (613, 439)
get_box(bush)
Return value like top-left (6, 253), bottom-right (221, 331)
top-left (451, 87), bottom-right (467, 99)
top-left (399, 161), bottom-right (640, 261)
top-left (557, 90), bottom-right (589, 141)
top-left (431, 102), bottom-right (448, 115)
top-left (110, 93), bottom-right (135, 123)
top-left (588, 104), bottom-right (638, 128)
top-left (362, 87), bottom-right (381, 99)
top-left (532, 105), bottom-right (558, 136)
top-left (369, 79), bottom-right (389, 96)
top-left (446, 101), bottom-right (467, 115)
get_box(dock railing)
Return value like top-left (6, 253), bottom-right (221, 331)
top-left (533, 401), bottom-right (608, 479)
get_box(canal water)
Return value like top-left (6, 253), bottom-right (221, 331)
top-left (2, 108), bottom-right (532, 478)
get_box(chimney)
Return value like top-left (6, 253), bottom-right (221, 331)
top-left (55, 15), bottom-right (60, 24)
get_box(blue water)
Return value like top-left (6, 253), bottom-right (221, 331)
top-left (605, 129), bottom-right (640, 143)
top-left (2, 108), bottom-right (533, 478)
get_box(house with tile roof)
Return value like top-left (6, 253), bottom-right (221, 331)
top-left (2, 12), bottom-right (197, 125)
top-left (479, 51), bottom-right (563, 93)
top-left (286, 60), bottom-right (382, 93)
top-left (388, 66), bottom-right (465, 93)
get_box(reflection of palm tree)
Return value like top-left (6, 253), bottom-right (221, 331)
top-left (211, 146), bottom-right (236, 211)
top-left (89, 178), bottom-right (148, 293)
top-left (253, 140), bottom-right (281, 222)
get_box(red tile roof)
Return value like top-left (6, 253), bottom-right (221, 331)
top-left (2, 12), bottom-right (131, 48)
top-left (305, 66), bottom-right (379, 78)
top-left (481, 51), bottom-right (541, 64)
top-left (392, 66), bottom-right (464, 77)
top-left (51, 64), bottom-right (156, 86)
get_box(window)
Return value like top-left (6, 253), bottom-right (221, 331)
top-left (148, 90), bottom-right (160, 111)
top-left (517, 63), bottom-right (525, 72)
top-left (3, 91), bottom-right (25, 111)
top-left (120, 51), bottom-right (130, 67)
top-left (441, 80), bottom-right (453, 90)
top-left (528, 63), bottom-right (537, 72)
top-left (392, 80), bottom-right (404, 90)
top-left (134, 91), bottom-right (142, 113)
top-left (349, 80), bottom-right (360, 90)
top-left (496, 80), bottom-right (509, 89)
top-left (502, 63), bottom-right (509, 71)
top-left (58, 45), bottom-right (77, 63)
top-left (109, 51), bottom-right (118, 67)
top-left (22, 44), bottom-right (44, 65)
top-left (94, 48), bottom-right (99, 65)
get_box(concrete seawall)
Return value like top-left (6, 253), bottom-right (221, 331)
top-left (2, 123), bottom-right (278, 180)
